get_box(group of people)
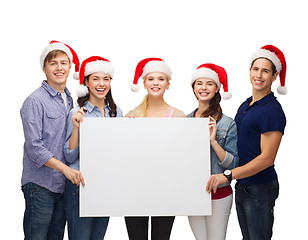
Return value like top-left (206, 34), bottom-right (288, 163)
top-left (20, 40), bottom-right (287, 240)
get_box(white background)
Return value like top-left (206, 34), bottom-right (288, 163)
top-left (1, 0), bottom-right (306, 239)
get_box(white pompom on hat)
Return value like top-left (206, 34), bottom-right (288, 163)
top-left (74, 56), bottom-right (114, 97)
top-left (40, 40), bottom-right (80, 76)
top-left (250, 45), bottom-right (287, 95)
top-left (191, 63), bottom-right (232, 100)
top-left (131, 58), bottom-right (172, 92)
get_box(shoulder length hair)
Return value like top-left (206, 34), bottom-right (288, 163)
top-left (77, 75), bottom-right (118, 117)
top-left (191, 81), bottom-right (222, 120)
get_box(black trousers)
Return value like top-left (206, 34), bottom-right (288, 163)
top-left (125, 216), bottom-right (175, 240)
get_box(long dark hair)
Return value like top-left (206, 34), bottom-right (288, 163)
top-left (192, 81), bottom-right (222, 120)
top-left (77, 76), bottom-right (118, 117)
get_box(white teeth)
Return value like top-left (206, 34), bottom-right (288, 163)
top-left (96, 88), bottom-right (106, 92)
top-left (255, 79), bottom-right (264, 83)
top-left (55, 73), bottom-right (64, 76)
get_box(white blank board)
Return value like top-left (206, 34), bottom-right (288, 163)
top-left (80, 118), bottom-right (211, 217)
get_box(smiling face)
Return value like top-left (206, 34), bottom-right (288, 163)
top-left (43, 53), bottom-right (71, 92)
top-left (86, 72), bottom-right (111, 102)
top-left (143, 72), bottom-right (170, 97)
top-left (193, 78), bottom-right (219, 103)
top-left (250, 58), bottom-right (278, 95)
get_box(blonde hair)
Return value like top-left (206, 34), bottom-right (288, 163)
top-left (128, 73), bottom-right (171, 117)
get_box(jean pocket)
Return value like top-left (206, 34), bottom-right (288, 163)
top-left (243, 185), bottom-right (260, 198)
top-left (22, 182), bottom-right (46, 193)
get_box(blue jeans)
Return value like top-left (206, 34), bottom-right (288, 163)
top-left (64, 180), bottom-right (109, 240)
top-left (22, 182), bottom-right (66, 240)
top-left (235, 180), bottom-right (279, 240)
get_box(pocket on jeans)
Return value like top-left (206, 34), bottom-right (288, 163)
top-left (243, 185), bottom-right (261, 199)
top-left (22, 182), bottom-right (46, 193)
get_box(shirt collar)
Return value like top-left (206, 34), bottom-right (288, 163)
top-left (187, 108), bottom-right (198, 118)
top-left (41, 80), bottom-right (71, 97)
top-left (245, 92), bottom-right (276, 106)
top-left (83, 100), bottom-right (111, 113)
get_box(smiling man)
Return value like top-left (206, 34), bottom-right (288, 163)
top-left (206, 45), bottom-right (287, 240)
top-left (20, 41), bottom-right (83, 240)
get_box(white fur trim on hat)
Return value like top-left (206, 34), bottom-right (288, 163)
top-left (84, 60), bottom-right (114, 78)
top-left (277, 86), bottom-right (287, 95)
top-left (191, 68), bottom-right (221, 89)
top-left (40, 42), bottom-right (73, 69)
top-left (73, 72), bottom-right (79, 80)
top-left (250, 49), bottom-right (282, 73)
top-left (131, 84), bottom-right (139, 92)
top-left (76, 85), bottom-right (89, 98)
top-left (222, 91), bottom-right (232, 100)
top-left (141, 61), bottom-right (172, 79)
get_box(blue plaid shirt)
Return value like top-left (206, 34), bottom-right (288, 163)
top-left (20, 81), bottom-right (73, 193)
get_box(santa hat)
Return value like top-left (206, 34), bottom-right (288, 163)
top-left (131, 58), bottom-right (172, 92)
top-left (250, 45), bottom-right (287, 95)
top-left (40, 40), bottom-right (80, 76)
top-left (191, 63), bottom-right (232, 100)
top-left (74, 56), bottom-right (114, 97)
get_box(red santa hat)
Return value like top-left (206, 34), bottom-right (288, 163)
top-left (131, 58), bottom-right (172, 92)
top-left (191, 63), bottom-right (232, 100)
top-left (74, 56), bottom-right (114, 97)
top-left (250, 45), bottom-right (287, 95)
top-left (40, 40), bottom-right (80, 76)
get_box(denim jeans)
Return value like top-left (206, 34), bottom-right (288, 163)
top-left (235, 179), bottom-right (279, 240)
top-left (22, 182), bottom-right (66, 240)
top-left (64, 180), bottom-right (109, 240)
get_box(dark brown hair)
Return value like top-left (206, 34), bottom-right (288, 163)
top-left (251, 57), bottom-right (277, 75)
top-left (77, 76), bottom-right (117, 117)
top-left (192, 81), bottom-right (222, 120)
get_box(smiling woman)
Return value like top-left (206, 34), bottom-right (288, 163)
top-left (75, 56), bottom-right (118, 117)
top-left (143, 72), bottom-right (170, 94)
top-left (63, 55), bottom-right (123, 239)
top-left (127, 58), bottom-right (185, 118)
top-left (124, 57), bottom-right (186, 240)
top-left (187, 63), bottom-right (238, 240)
top-left (86, 72), bottom-right (111, 110)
